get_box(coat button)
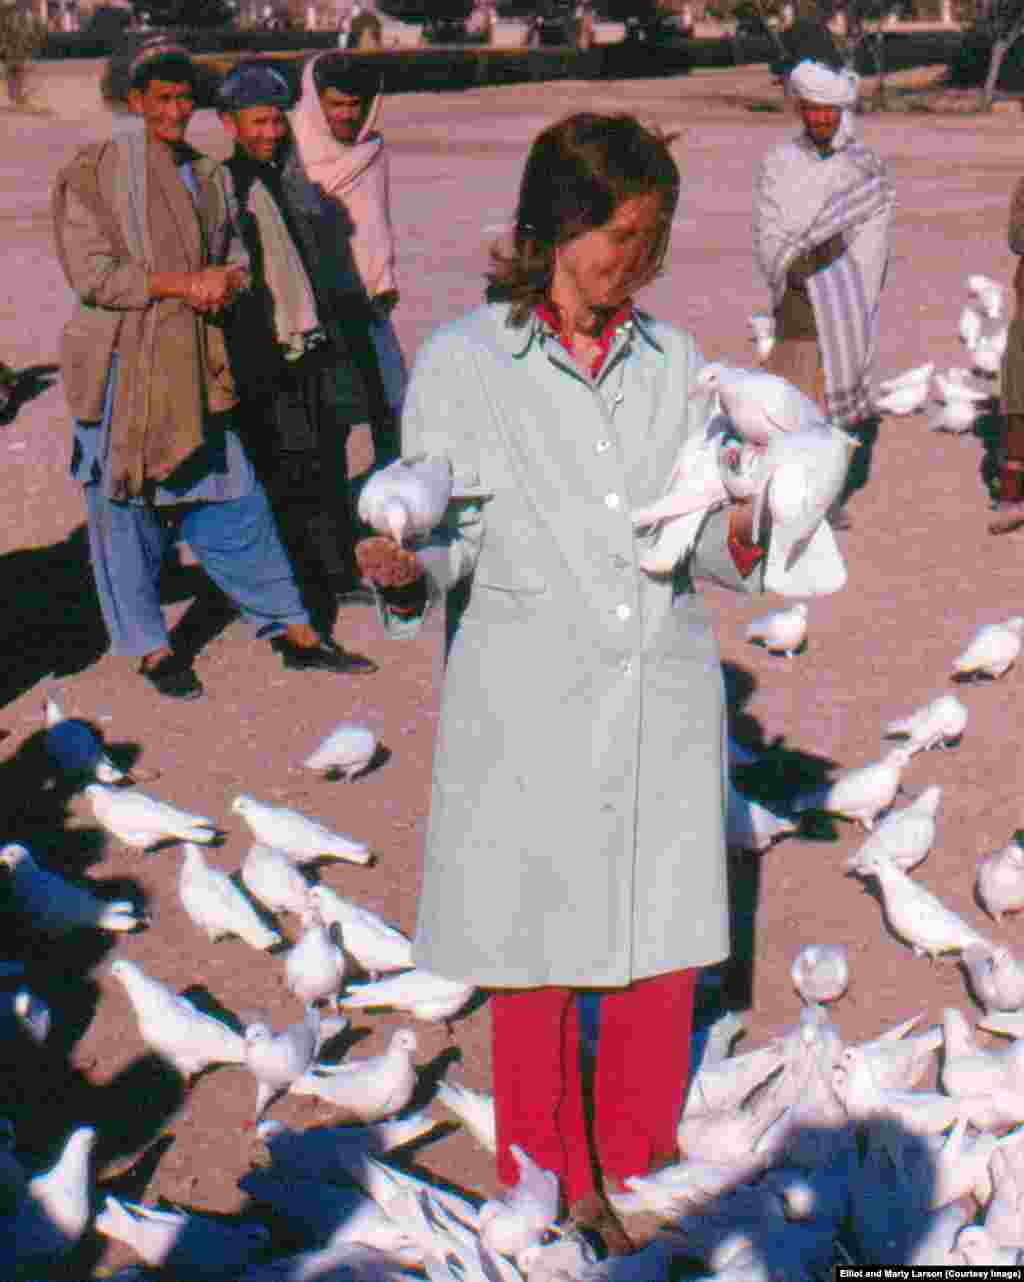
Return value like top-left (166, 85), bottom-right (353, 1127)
top-left (622, 659), bottom-right (633, 676)
top-left (604, 493), bottom-right (622, 510)
top-left (615, 603), bottom-right (632, 621)
top-left (595, 439), bottom-right (612, 454)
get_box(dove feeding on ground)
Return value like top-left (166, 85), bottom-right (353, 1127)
top-left (306, 883), bottom-right (414, 974)
top-left (232, 794), bottom-right (370, 866)
top-left (339, 967), bottom-right (476, 1025)
top-left (696, 362), bottom-right (824, 444)
top-left (0, 843), bottom-right (146, 934)
top-left (746, 602), bottom-right (808, 657)
top-left (240, 841), bottom-right (312, 919)
top-left (244, 1005), bottom-right (321, 1120)
top-left (883, 694), bottom-right (967, 754)
top-left (962, 943), bottom-right (1024, 1013)
top-left (288, 1027), bottom-right (418, 1122)
top-left (844, 785), bottom-right (942, 874)
top-left (357, 454), bottom-right (454, 545)
top-left (109, 958), bottom-right (246, 1079)
top-left (44, 695), bottom-right (127, 784)
top-left (303, 722), bottom-right (379, 781)
top-left (479, 1143), bottom-right (559, 1260)
top-left (792, 747), bottom-right (911, 831)
top-left (856, 850), bottom-right (993, 959)
top-left (953, 617), bottom-right (1024, 680)
top-left (285, 910), bottom-right (347, 1007)
top-left (85, 783), bottom-right (218, 850)
top-left (790, 945), bottom-right (849, 1004)
top-left (977, 833), bottom-right (1024, 923)
top-left (178, 843), bottom-right (281, 949)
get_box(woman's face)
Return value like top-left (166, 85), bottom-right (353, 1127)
top-left (552, 192), bottom-right (666, 318)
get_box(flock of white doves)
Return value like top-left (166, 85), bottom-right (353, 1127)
top-left (5, 414), bottom-right (1024, 1277)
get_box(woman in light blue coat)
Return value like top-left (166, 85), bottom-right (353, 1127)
top-left (358, 113), bottom-right (770, 1254)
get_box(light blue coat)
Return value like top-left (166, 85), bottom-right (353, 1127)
top-left (394, 302), bottom-right (766, 989)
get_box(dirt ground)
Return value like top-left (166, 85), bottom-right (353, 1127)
top-left (3, 56), bottom-right (1024, 1274)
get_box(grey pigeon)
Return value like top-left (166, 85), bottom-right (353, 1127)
top-left (95, 1195), bottom-right (271, 1279)
top-left (357, 454), bottom-right (454, 545)
top-left (179, 843), bottom-right (281, 949)
top-left (85, 783), bottom-right (218, 850)
top-left (232, 795), bottom-right (370, 866)
top-left (109, 958), bottom-right (246, 1079)
top-left (0, 843), bottom-right (146, 934)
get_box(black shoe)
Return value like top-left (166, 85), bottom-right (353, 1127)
top-left (271, 636), bottom-right (378, 674)
top-left (326, 575), bottom-right (378, 608)
top-left (138, 654), bottom-right (203, 700)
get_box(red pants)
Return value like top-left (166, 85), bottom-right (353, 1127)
top-left (490, 968), bottom-right (697, 1204)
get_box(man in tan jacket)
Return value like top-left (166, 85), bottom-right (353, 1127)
top-left (990, 179), bottom-right (1024, 533)
top-left (52, 43), bottom-right (377, 697)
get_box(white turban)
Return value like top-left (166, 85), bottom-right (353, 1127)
top-left (789, 59), bottom-right (859, 106)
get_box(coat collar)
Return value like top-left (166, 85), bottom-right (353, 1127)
top-left (493, 302), bottom-right (664, 363)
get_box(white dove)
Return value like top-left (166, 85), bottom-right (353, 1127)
top-left (878, 361), bottom-right (935, 394)
top-left (85, 783), bottom-right (218, 850)
top-left (240, 842), bottom-right (312, 918)
top-left (289, 1027), bottom-right (418, 1122)
top-left (851, 1016), bottom-right (942, 1091)
top-left (339, 968), bottom-right (475, 1025)
top-left (303, 722), bottom-right (378, 782)
top-left (24, 1125), bottom-right (96, 1244)
top-left (941, 1006), bottom-right (1024, 1097)
top-left (875, 376), bottom-right (931, 416)
top-left (306, 884), bottom-right (413, 974)
top-left (357, 454), bottom-right (454, 545)
top-left (44, 695), bottom-right (127, 784)
top-left (934, 367), bottom-right (993, 404)
top-left (883, 694), bottom-right (967, 754)
top-left (832, 1046), bottom-right (961, 1137)
top-left (95, 1195), bottom-right (270, 1279)
top-left (683, 1041), bottom-right (787, 1120)
top-left (844, 786), bottom-right (942, 875)
top-left (792, 747), bottom-right (911, 831)
top-left (231, 794), bottom-right (370, 866)
top-left (952, 617), bottom-right (1024, 679)
top-left (178, 843), bottom-right (281, 950)
top-left (748, 312), bottom-right (775, 362)
top-left (244, 1006), bottom-right (321, 1120)
top-left (726, 782), bottom-right (796, 853)
top-left (109, 958), bottom-right (246, 1079)
top-left (479, 1144), bottom-right (559, 1259)
top-left (977, 833), bottom-right (1024, 923)
top-left (790, 944), bottom-right (848, 1004)
top-left (856, 850), bottom-right (993, 959)
top-left (931, 386), bottom-right (984, 433)
top-left (695, 363), bottom-right (824, 444)
top-left (0, 843), bottom-right (146, 934)
top-left (745, 602), bottom-right (808, 657)
top-left (959, 303), bottom-right (984, 350)
top-left (972, 324), bottom-right (1008, 376)
top-left (434, 1078), bottom-right (497, 1152)
top-left (963, 942), bottom-right (1024, 1013)
top-left (968, 273), bottom-right (1006, 319)
top-left (285, 913), bottom-right (347, 1007)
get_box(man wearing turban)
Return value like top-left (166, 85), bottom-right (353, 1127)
top-left (754, 58), bottom-right (894, 523)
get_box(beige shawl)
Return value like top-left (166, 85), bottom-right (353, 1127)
top-left (288, 53), bottom-right (396, 300)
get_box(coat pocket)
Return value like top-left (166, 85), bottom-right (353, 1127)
top-left (59, 310), bottom-right (119, 421)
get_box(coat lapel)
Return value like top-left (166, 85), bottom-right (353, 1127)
top-left (147, 141), bottom-right (202, 272)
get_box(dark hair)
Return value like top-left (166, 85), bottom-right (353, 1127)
top-left (311, 52), bottom-right (382, 100)
top-left (129, 44), bottom-right (198, 92)
top-left (486, 113), bottom-right (680, 327)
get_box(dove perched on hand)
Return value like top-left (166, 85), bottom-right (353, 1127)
top-left (178, 843), bottom-right (280, 950)
top-left (244, 1006), bottom-right (321, 1120)
top-left (844, 786), bottom-right (942, 875)
top-left (856, 850), bottom-right (993, 959)
top-left (793, 747), bottom-right (911, 831)
top-left (952, 617), bottom-right (1024, 680)
top-left (339, 968), bottom-right (475, 1025)
top-left (303, 722), bottom-right (379, 781)
top-left (883, 694), bottom-right (967, 754)
top-left (85, 783), bottom-right (218, 850)
top-left (109, 958), bottom-right (246, 1079)
top-left (357, 454), bottom-right (454, 545)
top-left (479, 1144), bottom-right (559, 1260)
top-left (240, 842), bottom-right (312, 919)
top-left (288, 1027), bottom-right (418, 1122)
top-left (44, 695), bottom-right (128, 784)
top-left (726, 782), bottom-right (797, 853)
top-left (695, 363), bottom-right (824, 444)
top-left (94, 1195), bottom-right (270, 1280)
top-left (285, 911), bottom-right (346, 1007)
top-left (963, 943), bottom-right (1024, 1013)
top-left (0, 843), bottom-right (146, 934)
top-left (746, 602), bottom-right (808, 658)
top-left (306, 884), bottom-right (413, 975)
top-left (977, 833), bottom-right (1024, 923)
top-left (232, 795), bottom-right (369, 866)
top-left (791, 945), bottom-right (849, 1004)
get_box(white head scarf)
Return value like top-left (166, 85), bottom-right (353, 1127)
top-left (789, 59), bottom-right (860, 150)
